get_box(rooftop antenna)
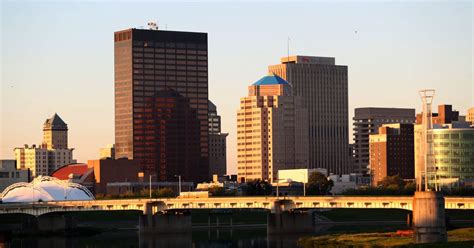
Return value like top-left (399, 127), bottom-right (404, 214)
top-left (287, 36), bottom-right (290, 64)
top-left (418, 89), bottom-right (436, 192)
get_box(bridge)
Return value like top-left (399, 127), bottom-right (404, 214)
top-left (1, 196), bottom-right (474, 217)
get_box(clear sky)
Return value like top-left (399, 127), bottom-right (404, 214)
top-left (1, 1), bottom-right (472, 175)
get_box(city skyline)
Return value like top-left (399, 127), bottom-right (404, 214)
top-left (1, 2), bottom-right (472, 175)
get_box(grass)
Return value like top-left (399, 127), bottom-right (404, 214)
top-left (298, 227), bottom-right (474, 248)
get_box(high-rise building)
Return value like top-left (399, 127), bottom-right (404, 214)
top-left (269, 55), bottom-right (350, 174)
top-left (353, 108), bottom-right (415, 174)
top-left (415, 104), bottom-right (460, 125)
top-left (237, 75), bottom-right (309, 182)
top-left (99, 144), bottom-right (116, 159)
top-left (114, 25), bottom-right (209, 182)
top-left (414, 122), bottom-right (474, 188)
top-left (369, 123), bottom-right (414, 185)
top-left (466, 107), bottom-right (474, 124)
top-left (208, 100), bottom-right (228, 177)
top-left (14, 114), bottom-right (75, 178)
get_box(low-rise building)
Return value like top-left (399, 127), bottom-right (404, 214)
top-left (0, 160), bottom-right (30, 192)
top-left (278, 168), bottom-right (328, 184)
top-left (329, 174), bottom-right (367, 194)
top-left (51, 158), bottom-right (140, 195)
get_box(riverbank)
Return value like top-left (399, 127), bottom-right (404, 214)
top-left (298, 227), bottom-right (474, 248)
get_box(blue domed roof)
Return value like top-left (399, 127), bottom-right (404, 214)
top-left (252, 74), bottom-right (289, 86)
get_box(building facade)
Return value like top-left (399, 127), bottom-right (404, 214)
top-left (353, 108), bottom-right (415, 175)
top-left (14, 114), bottom-right (75, 178)
top-left (0, 160), bottom-right (30, 192)
top-left (467, 107), bottom-right (474, 124)
top-left (100, 144), bottom-right (116, 159)
top-left (114, 26), bottom-right (209, 182)
top-left (415, 104), bottom-right (460, 125)
top-left (415, 122), bottom-right (474, 188)
top-left (269, 55), bottom-right (350, 175)
top-left (237, 75), bottom-right (309, 182)
top-left (369, 123), bottom-right (414, 185)
top-left (208, 100), bottom-right (228, 178)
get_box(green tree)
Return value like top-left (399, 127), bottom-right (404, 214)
top-left (377, 175), bottom-right (404, 189)
top-left (306, 172), bottom-right (334, 195)
top-left (154, 187), bottom-right (175, 198)
top-left (244, 180), bottom-right (272, 196)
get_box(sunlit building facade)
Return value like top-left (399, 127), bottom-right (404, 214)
top-left (237, 75), bottom-right (308, 183)
top-left (14, 114), bottom-right (75, 178)
top-left (269, 55), bottom-right (350, 175)
top-left (114, 26), bottom-right (209, 182)
top-left (369, 123), bottom-right (414, 185)
top-left (208, 100), bottom-right (228, 177)
top-left (415, 122), bottom-right (474, 188)
top-left (354, 108), bottom-right (416, 175)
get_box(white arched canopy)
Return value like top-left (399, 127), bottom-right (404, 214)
top-left (1, 176), bottom-right (94, 203)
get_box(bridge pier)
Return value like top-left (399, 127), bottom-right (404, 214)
top-left (139, 210), bottom-right (192, 234)
top-left (267, 211), bottom-right (315, 235)
top-left (36, 214), bottom-right (77, 232)
top-left (412, 191), bottom-right (447, 243)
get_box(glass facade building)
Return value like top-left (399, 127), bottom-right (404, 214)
top-left (114, 28), bottom-right (209, 182)
top-left (415, 123), bottom-right (474, 188)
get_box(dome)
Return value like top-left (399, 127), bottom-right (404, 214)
top-left (0, 176), bottom-right (94, 203)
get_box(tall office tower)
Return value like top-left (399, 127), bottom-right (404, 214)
top-left (208, 100), bottom-right (228, 177)
top-left (415, 104), bottom-right (460, 125)
top-left (237, 75), bottom-right (309, 183)
top-left (14, 114), bottom-right (75, 178)
top-left (42, 113), bottom-right (68, 149)
top-left (269, 55), bottom-right (349, 175)
top-left (114, 25), bottom-right (209, 182)
top-left (353, 108), bottom-right (416, 175)
top-left (369, 123), bottom-right (414, 185)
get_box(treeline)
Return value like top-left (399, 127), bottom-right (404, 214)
top-left (343, 175), bottom-right (474, 196)
top-left (95, 188), bottom-right (175, 199)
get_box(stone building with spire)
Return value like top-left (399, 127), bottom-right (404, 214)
top-left (14, 113), bottom-right (76, 178)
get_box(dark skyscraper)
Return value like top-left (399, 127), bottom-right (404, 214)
top-left (114, 25), bottom-right (209, 182)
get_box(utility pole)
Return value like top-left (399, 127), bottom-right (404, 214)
top-left (174, 175), bottom-right (181, 196)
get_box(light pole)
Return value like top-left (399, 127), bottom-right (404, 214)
top-left (174, 175), bottom-right (181, 196)
top-left (299, 171), bottom-right (307, 197)
top-left (149, 174), bottom-right (156, 199)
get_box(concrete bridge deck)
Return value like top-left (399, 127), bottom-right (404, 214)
top-left (1, 196), bottom-right (473, 217)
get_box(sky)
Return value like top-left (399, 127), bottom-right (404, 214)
top-left (1, 1), bottom-right (473, 175)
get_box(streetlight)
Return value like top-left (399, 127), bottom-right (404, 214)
top-left (149, 174), bottom-right (156, 199)
top-left (174, 175), bottom-right (181, 196)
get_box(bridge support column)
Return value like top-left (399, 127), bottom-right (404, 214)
top-left (37, 214), bottom-right (77, 232)
top-left (139, 210), bottom-right (191, 234)
top-left (267, 211), bottom-right (315, 235)
top-left (412, 191), bottom-right (447, 243)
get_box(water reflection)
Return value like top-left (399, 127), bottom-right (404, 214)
top-left (6, 224), bottom-right (406, 248)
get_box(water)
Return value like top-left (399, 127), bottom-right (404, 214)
top-left (6, 225), bottom-right (407, 248)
